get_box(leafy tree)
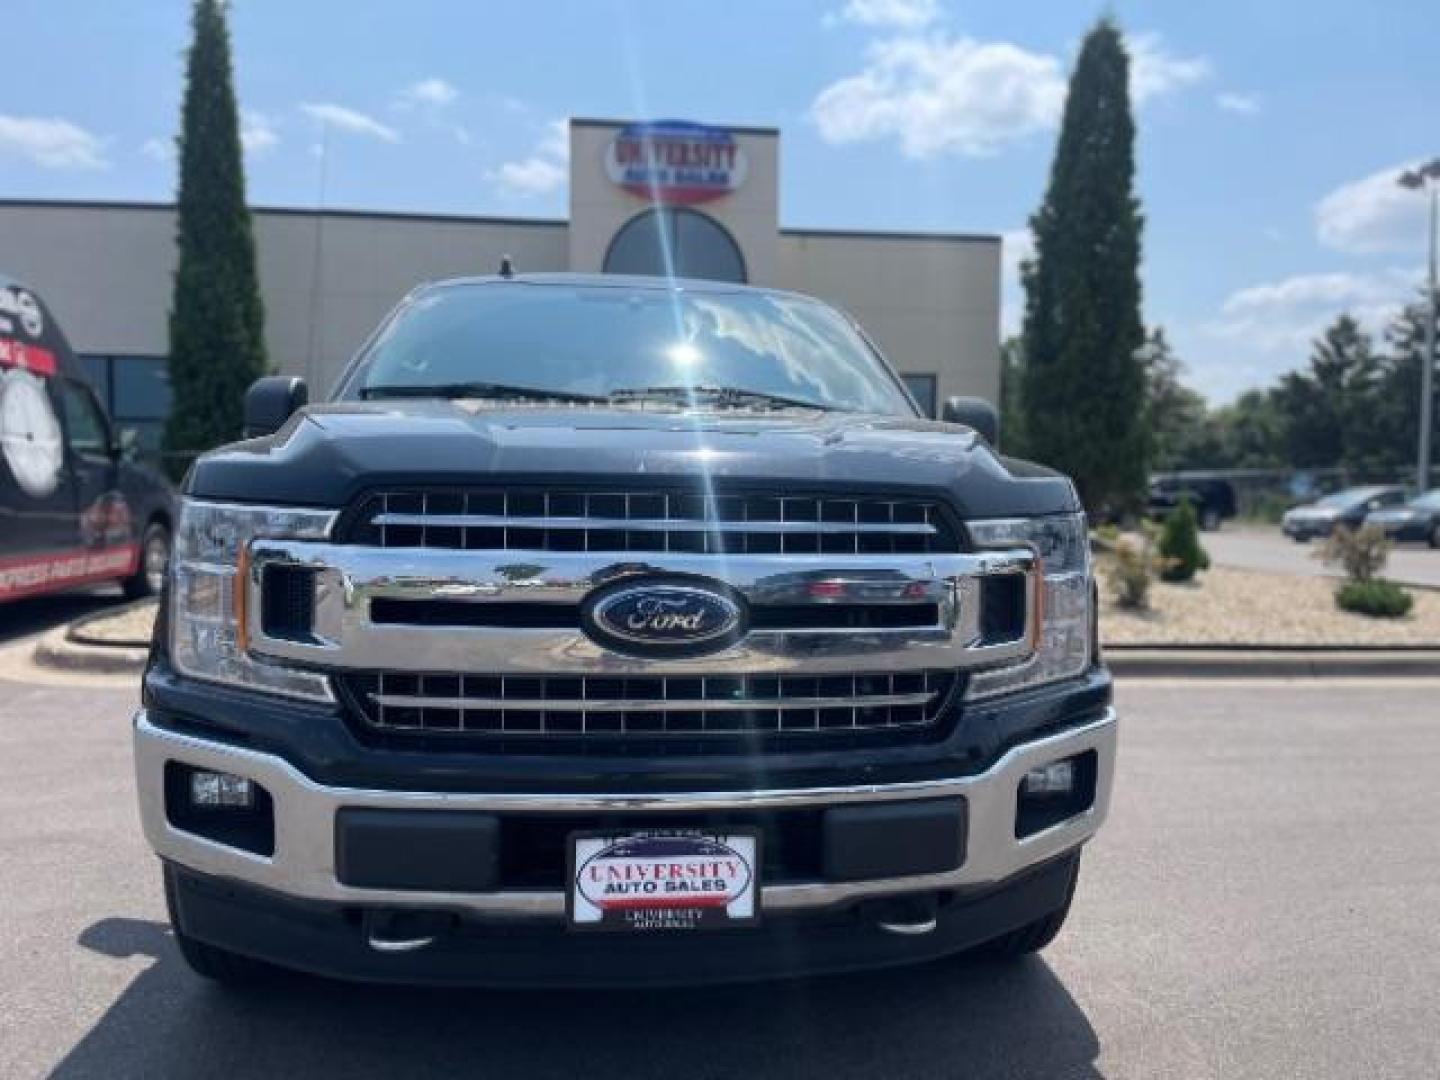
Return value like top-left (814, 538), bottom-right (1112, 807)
top-left (1271, 315), bottom-right (1383, 472)
top-left (1140, 328), bottom-right (1208, 470)
top-left (1020, 18), bottom-right (1148, 514)
top-left (162, 0), bottom-right (267, 478)
top-left (1208, 389), bottom-right (1287, 468)
top-left (1373, 298), bottom-right (1440, 480)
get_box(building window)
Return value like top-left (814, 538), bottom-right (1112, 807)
top-left (79, 355), bottom-right (171, 463)
top-left (902, 374), bottom-right (937, 418)
top-left (603, 208), bottom-right (747, 283)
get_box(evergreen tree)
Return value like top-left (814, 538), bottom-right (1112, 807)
top-left (998, 336), bottom-right (1028, 457)
top-left (1020, 18), bottom-right (1147, 514)
top-left (163, 0), bottom-right (267, 477)
top-left (1272, 315), bottom-right (1382, 472)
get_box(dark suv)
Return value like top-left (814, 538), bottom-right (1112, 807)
top-left (1147, 475), bottom-right (1236, 531)
top-left (1, 274), bottom-right (174, 605)
top-left (136, 274), bottom-right (1115, 987)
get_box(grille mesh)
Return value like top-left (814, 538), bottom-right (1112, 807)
top-left (340, 488), bottom-right (959, 555)
top-left (341, 670), bottom-right (957, 740)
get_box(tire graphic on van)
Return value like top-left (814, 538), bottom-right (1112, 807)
top-left (0, 368), bottom-right (64, 497)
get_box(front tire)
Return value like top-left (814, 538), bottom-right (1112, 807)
top-left (164, 866), bottom-right (274, 986)
top-left (122, 521), bottom-right (170, 600)
top-left (972, 856), bottom-right (1079, 961)
top-left (1430, 522), bottom-right (1440, 550)
top-left (1200, 506), bottom-right (1221, 531)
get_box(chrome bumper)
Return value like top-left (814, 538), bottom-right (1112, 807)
top-left (134, 706), bottom-right (1116, 920)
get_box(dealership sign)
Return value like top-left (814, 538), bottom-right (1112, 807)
top-left (605, 121), bottom-right (747, 206)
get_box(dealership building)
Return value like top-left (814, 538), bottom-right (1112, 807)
top-left (0, 118), bottom-right (1000, 451)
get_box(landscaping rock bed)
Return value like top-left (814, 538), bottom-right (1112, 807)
top-left (1101, 566), bottom-right (1440, 647)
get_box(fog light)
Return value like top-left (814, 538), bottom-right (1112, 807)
top-left (1015, 751), bottom-right (1097, 839)
top-left (189, 769), bottom-right (254, 809)
top-left (1021, 760), bottom-right (1077, 798)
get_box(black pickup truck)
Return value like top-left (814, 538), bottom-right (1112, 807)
top-left (136, 273), bottom-right (1115, 987)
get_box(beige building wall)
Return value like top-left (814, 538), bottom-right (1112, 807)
top-left (778, 229), bottom-right (1001, 408)
top-left (0, 202), bottom-right (569, 392)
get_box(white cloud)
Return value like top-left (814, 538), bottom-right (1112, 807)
top-left (1216, 91), bottom-right (1259, 115)
top-left (299, 102), bottom-right (400, 143)
top-left (812, 35), bottom-right (1065, 158)
top-left (141, 136), bottom-right (173, 163)
top-left (827, 0), bottom-right (940, 30)
top-left (1125, 32), bottom-right (1210, 105)
top-left (0, 114), bottom-right (107, 169)
top-left (240, 110), bottom-right (279, 156)
top-left (1316, 160), bottom-right (1431, 255)
top-left (398, 78), bottom-right (458, 109)
top-left (1207, 268), bottom-right (1419, 355)
top-left (811, 30), bottom-right (1208, 159)
top-left (491, 119), bottom-right (569, 197)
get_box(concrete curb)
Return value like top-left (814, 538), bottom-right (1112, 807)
top-left (32, 625), bottom-right (148, 675)
top-left (66, 597), bottom-right (157, 648)
top-left (1107, 648), bottom-right (1440, 678)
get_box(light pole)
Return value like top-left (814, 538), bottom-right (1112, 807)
top-left (1398, 159), bottom-right (1440, 492)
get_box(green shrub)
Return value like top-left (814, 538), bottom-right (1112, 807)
top-left (1157, 496), bottom-right (1207, 583)
top-left (1335, 579), bottom-right (1414, 618)
top-left (1316, 524), bottom-right (1388, 583)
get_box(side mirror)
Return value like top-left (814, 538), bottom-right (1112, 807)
top-left (115, 426), bottom-right (139, 462)
top-left (243, 376), bottom-right (308, 438)
top-left (942, 396), bottom-right (1000, 447)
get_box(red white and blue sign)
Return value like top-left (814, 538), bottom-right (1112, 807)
top-left (605, 121), bottom-right (748, 206)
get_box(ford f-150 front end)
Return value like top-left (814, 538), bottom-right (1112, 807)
top-left (134, 273), bottom-right (1116, 986)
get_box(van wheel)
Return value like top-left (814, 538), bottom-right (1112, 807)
top-left (1430, 522), bottom-right (1440, 550)
top-left (123, 522), bottom-right (170, 600)
top-left (1200, 507), bottom-right (1221, 531)
top-left (972, 856), bottom-right (1079, 961)
top-left (164, 866), bottom-right (274, 986)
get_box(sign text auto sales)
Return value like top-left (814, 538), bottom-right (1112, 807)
top-left (604, 121), bottom-right (748, 206)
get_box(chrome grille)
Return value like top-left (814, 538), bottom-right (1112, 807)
top-left (341, 488), bottom-right (959, 555)
top-left (341, 670), bottom-right (957, 739)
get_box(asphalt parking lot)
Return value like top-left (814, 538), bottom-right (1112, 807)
top-left (2, 675), bottom-right (1439, 1079)
top-left (1206, 526), bottom-right (1440, 589)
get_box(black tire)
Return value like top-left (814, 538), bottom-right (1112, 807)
top-left (1430, 522), bottom-right (1440, 550)
top-left (1200, 507), bottom-right (1221, 532)
top-left (972, 856), bottom-right (1080, 961)
top-left (163, 866), bottom-right (275, 986)
top-left (122, 521), bottom-right (170, 600)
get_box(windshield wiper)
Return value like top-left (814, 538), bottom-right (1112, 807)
top-left (360, 381), bottom-right (607, 404)
top-left (608, 385), bottom-right (835, 412)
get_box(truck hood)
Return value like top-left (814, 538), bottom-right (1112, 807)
top-left (187, 400), bottom-right (1080, 519)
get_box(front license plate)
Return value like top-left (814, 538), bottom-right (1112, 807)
top-left (568, 830), bottom-right (761, 931)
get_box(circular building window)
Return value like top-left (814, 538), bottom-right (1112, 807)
top-left (603, 208), bottom-right (747, 284)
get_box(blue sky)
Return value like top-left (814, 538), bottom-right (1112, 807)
top-left (1, 0), bottom-right (1435, 403)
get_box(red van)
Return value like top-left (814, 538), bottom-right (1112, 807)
top-left (0, 274), bottom-right (175, 605)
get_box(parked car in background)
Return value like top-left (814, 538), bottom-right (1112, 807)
top-left (1364, 489), bottom-right (1440, 548)
top-left (0, 273), bottom-right (175, 604)
top-left (1147, 475), bottom-right (1237, 531)
top-left (1280, 485), bottom-right (1407, 542)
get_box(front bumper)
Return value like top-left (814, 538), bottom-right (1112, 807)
top-left (135, 706), bottom-right (1115, 923)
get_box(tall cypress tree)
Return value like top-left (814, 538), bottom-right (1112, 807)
top-left (1020, 19), bottom-right (1147, 514)
top-left (163, 0), bottom-right (266, 477)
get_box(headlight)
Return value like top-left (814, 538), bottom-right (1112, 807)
top-left (170, 498), bottom-right (337, 701)
top-left (965, 512), bottom-right (1093, 699)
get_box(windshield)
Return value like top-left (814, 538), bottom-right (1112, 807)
top-left (1315, 489), bottom-right (1380, 509)
top-left (338, 281), bottom-right (916, 416)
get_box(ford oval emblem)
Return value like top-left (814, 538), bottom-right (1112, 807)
top-left (585, 580), bottom-right (744, 653)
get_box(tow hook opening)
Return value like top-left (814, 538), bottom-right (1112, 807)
top-left (866, 894), bottom-right (940, 936)
top-left (363, 909), bottom-right (457, 953)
